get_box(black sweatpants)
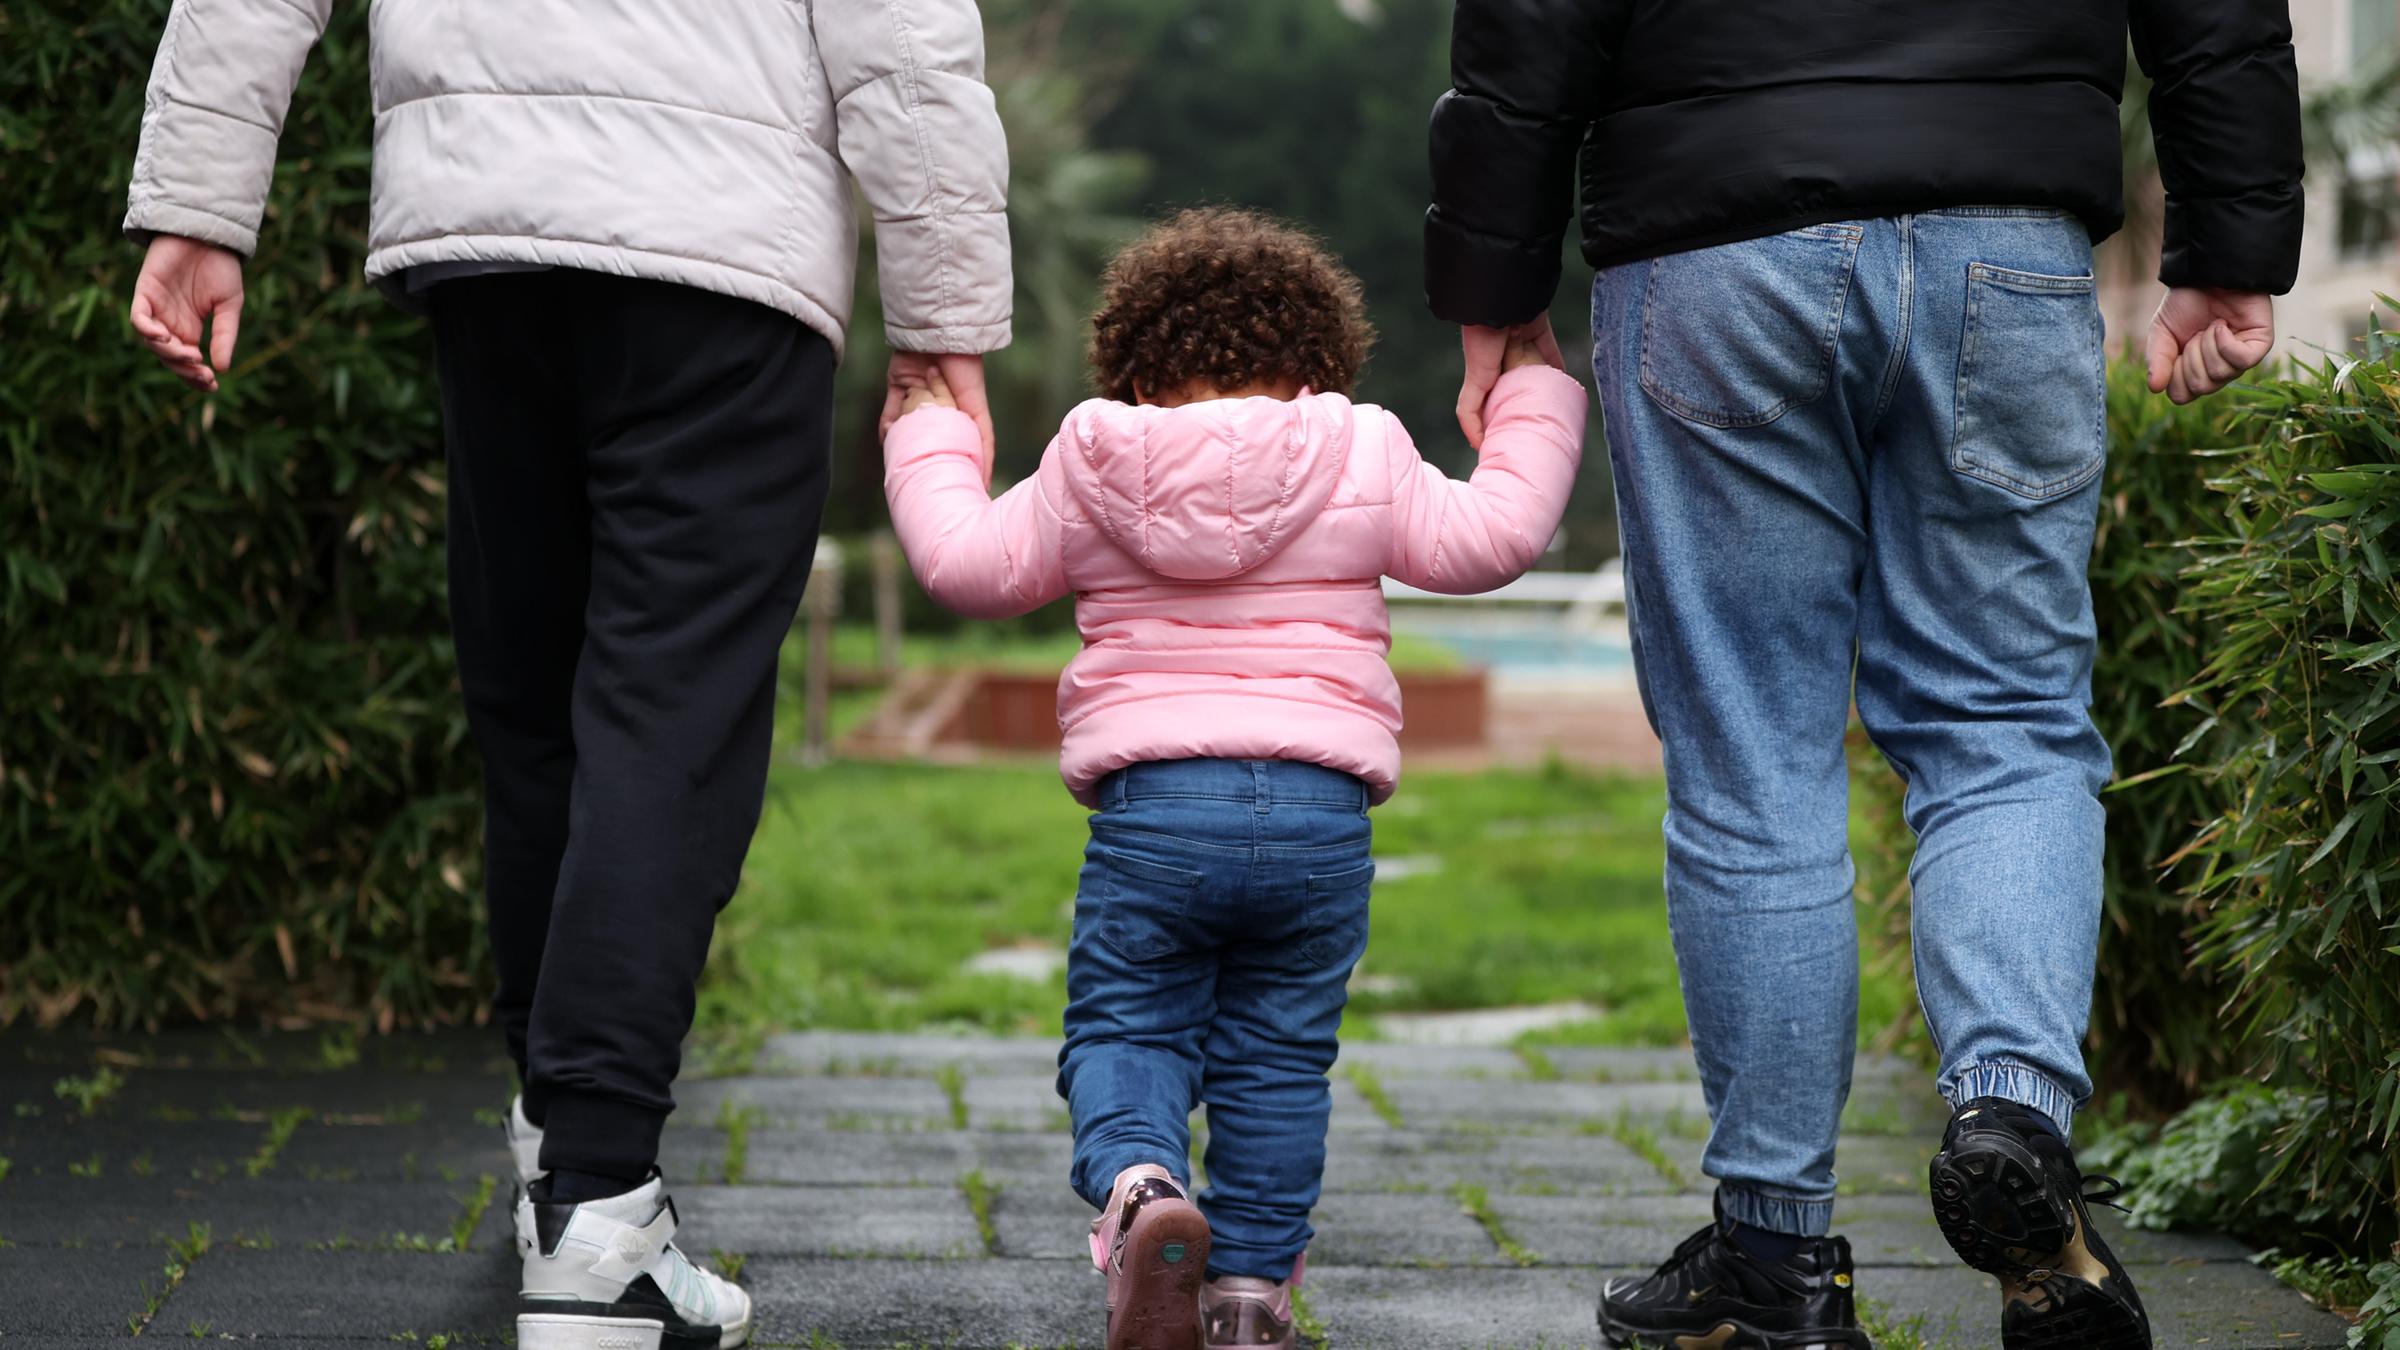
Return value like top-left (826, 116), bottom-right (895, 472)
top-left (431, 270), bottom-right (833, 1181)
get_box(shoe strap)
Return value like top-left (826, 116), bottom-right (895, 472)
top-left (577, 1197), bottom-right (679, 1287)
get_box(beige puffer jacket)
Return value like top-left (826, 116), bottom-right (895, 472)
top-left (123, 0), bottom-right (1011, 359)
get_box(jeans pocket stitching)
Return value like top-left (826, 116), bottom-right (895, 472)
top-left (1950, 266), bottom-right (2106, 501)
top-left (1638, 228), bottom-right (1861, 430)
top-left (1094, 850), bottom-right (1203, 963)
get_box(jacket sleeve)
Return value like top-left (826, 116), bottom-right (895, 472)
top-left (122, 0), bottom-right (333, 255)
top-left (2129, 0), bottom-right (2305, 294)
top-left (812, 0), bottom-right (1013, 354)
top-left (1387, 366), bottom-right (1586, 595)
top-left (1424, 0), bottom-right (1619, 328)
top-left (884, 407), bottom-right (1069, 619)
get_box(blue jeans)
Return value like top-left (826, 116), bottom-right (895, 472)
top-left (1592, 209), bottom-right (2112, 1237)
top-left (1058, 758), bottom-right (1375, 1281)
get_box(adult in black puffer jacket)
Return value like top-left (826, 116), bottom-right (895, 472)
top-left (1425, 0), bottom-right (2304, 327)
top-left (1426, 6), bottom-right (2302, 1350)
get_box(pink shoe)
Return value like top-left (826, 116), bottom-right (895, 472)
top-left (1088, 1165), bottom-right (1211, 1350)
top-left (1201, 1258), bottom-right (1303, 1350)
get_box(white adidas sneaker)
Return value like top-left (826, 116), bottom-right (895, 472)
top-left (518, 1174), bottom-right (752, 1350)
top-left (504, 1096), bottom-right (544, 1256)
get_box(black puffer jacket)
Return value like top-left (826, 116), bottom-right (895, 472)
top-left (1425, 0), bottom-right (2306, 328)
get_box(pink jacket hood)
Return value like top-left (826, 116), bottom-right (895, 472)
top-left (1057, 393), bottom-right (1356, 582)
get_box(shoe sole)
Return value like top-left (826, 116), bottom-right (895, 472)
top-left (1597, 1308), bottom-right (1871, 1350)
top-left (1928, 1136), bottom-right (2150, 1350)
top-left (519, 1312), bottom-right (746, 1350)
top-left (1928, 1129), bottom-right (2073, 1271)
top-left (1106, 1200), bottom-right (1211, 1350)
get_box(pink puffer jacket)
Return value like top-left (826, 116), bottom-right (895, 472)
top-left (882, 366), bottom-right (1586, 805)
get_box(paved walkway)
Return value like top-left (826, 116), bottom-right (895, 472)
top-left (1, 1030), bottom-right (2350, 1348)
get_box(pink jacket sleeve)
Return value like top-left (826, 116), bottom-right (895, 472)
top-left (1386, 365), bottom-right (1587, 593)
top-left (883, 407), bottom-right (1072, 619)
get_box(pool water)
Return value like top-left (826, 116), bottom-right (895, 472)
top-left (1398, 621), bottom-right (1634, 675)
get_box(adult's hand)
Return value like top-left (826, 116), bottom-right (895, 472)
top-left (2146, 288), bottom-right (2275, 405)
top-left (1457, 314), bottom-right (1565, 448)
top-left (130, 234), bottom-right (245, 393)
top-left (883, 352), bottom-right (996, 477)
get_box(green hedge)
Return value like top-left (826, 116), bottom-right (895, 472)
top-left (1, 3), bottom-right (484, 1029)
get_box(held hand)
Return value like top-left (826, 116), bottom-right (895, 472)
top-left (883, 352), bottom-right (995, 478)
top-left (1502, 336), bottom-right (1550, 373)
top-left (130, 235), bottom-right (246, 392)
top-left (1457, 314), bottom-right (1566, 448)
top-left (2145, 288), bottom-right (2275, 405)
top-left (897, 366), bottom-right (956, 416)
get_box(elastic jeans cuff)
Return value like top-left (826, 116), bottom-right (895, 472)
top-left (1715, 1183), bottom-right (1833, 1238)
top-left (1945, 1062), bottom-right (2078, 1137)
top-left (537, 1088), bottom-right (668, 1183)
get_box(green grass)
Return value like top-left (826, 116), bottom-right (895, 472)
top-left (959, 1169), bottom-right (1001, 1256)
top-left (1449, 1182), bottom-right (1539, 1266)
top-left (704, 630), bottom-right (1912, 1051)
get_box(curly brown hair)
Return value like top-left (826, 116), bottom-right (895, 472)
top-left (1088, 207), bottom-right (1375, 404)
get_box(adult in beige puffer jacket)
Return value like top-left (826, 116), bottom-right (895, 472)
top-left (123, 6), bottom-right (1011, 1346)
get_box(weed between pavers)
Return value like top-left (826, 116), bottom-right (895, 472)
top-left (1515, 1045), bottom-right (1562, 1082)
top-left (712, 1248), bottom-right (748, 1283)
top-left (1345, 1065), bottom-right (1405, 1129)
top-left (233, 1106), bottom-right (313, 1179)
top-left (1582, 1111), bottom-right (1688, 1190)
top-left (129, 1221), bottom-right (211, 1337)
top-left (1856, 1295), bottom-right (1972, 1350)
top-left (716, 1098), bottom-right (767, 1184)
top-left (450, 1173), bottom-right (497, 1251)
top-left (959, 1168), bottom-right (1001, 1256)
top-left (936, 1063), bottom-right (970, 1130)
top-left (1449, 1182), bottom-right (1540, 1267)
top-left (1288, 1280), bottom-right (1331, 1349)
top-left (56, 1065), bottom-right (127, 1116)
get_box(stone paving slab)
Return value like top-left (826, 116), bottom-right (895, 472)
top-left (1385, 1077), bottom-right (1710, 1129)
top-left (677, 1075), bottom-right (956, 1130)
top-left (1, 1176), bottom-right (480, 1249)
top-left (1321, 1129), bottom-right (1679, 1197)
top-left (665, 1183), bottom-right (984, 1258)
top-left (0, 1243), bottom-right (183, 1339)
top-left (760, 1030), bottom-right (1067, 1079)
top-left (747, 1255), bottom-right (1094, 1347)
top-left (0, 1119), bottom-right (275, 1185)
top-left (158, 1247), bottom-right (520, 1342)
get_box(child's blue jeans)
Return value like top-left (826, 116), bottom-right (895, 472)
top-left (1058, 758), bottom-right (1375, 1282)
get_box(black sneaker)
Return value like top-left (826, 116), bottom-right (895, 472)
top-left (1928, 1097), bottom-right (2152, 1350)
top-left (1598, 1199), bottom-right (1871, 1350)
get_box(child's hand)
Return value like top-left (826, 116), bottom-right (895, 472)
top-left (894, 366), bottom-right (958, 417)
top-left (1502, 336), bottom-right (1550, 373)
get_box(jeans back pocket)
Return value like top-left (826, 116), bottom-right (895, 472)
top-left (1639, 224), bottom-right (1863, 429)
top-left (1095, 843), bottom-right (1205, 963)
top-left (1951, 264), bottom-right (2106, 501)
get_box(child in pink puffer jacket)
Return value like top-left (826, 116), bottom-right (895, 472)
top-left (881, 208), bottom-right (1584, 1350)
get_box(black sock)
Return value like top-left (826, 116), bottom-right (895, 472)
top-left (532, 1168), bottom-right (644, 1205)
top-left (1726, 1219), bottom-right (1804, 1265)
